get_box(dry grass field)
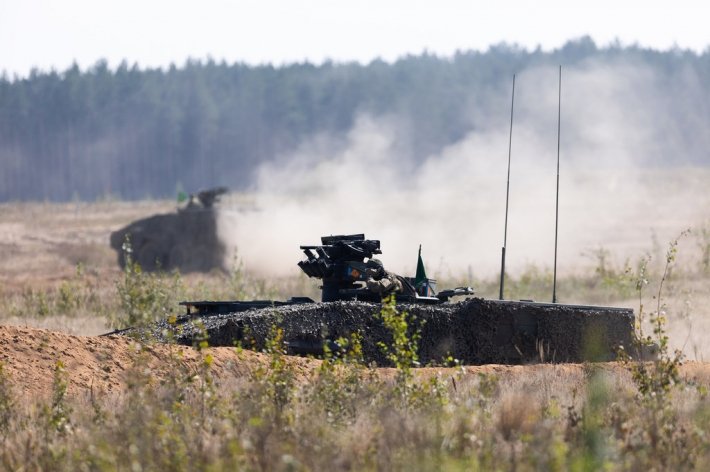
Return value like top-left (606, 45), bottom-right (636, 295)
top-left (2, 195), bottom-right (710, 470)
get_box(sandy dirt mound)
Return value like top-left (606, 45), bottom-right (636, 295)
top-left (3, 325), bottom-right (710, 401)
top-left (0, 325), bottom-right (316, 400)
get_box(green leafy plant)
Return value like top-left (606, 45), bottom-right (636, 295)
top-left (0, 363), bottom-right (14, 444)
top-left (309, 332), bottom-right (371, 425)
top-left (377, 294), bottom-right (421, 405)
top-left (377, 294), bottom-right (421, 371)
top-left (113, 236), bottom-right (184, 329)
top-left (248, 325), bottom-right (295, 425)
top-left (621, 232), bottom-right (691, 467)
top-left (42, 361), bottom-right (72, 436)
top-left (376, 295), bottom-right (450, 409)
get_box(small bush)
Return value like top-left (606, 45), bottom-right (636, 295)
top-left (113, 237), bottom-right (185, 329)
top-left (0, 363), bottom-right (14, 443)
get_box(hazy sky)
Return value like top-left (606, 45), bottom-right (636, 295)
top-left (1, 0), bottom-right (708, 76)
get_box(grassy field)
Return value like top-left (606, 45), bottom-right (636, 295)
top-left (2, 199), bottom-right (710, 470)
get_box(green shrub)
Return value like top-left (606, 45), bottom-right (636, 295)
top-left (113, 237), bottom-right (185, 329)
top-left (0, 363), bottom-right (14, 444)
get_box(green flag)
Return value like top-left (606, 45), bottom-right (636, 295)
top-left (415, 244), bottom-right (427, 287)
top-left (177, 191), bottom-right (188, 203)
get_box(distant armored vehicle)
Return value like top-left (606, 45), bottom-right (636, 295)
top-left (109, 187), bottom-right (228, 273)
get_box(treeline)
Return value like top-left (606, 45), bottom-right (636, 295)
top-left (0, 37), bottom-right (708, 201)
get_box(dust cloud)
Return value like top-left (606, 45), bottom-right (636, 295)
top-left (218, 59), bottom-right (710, 281)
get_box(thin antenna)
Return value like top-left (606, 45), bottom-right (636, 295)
top-left (552, 65), bottom-right (562, 303)
top-left (499, 74), bottom-right (515, 300)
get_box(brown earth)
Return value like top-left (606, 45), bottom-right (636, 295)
top-left (3, 324), bottom-right (710, 402)
top-left (0, 324), bottom-right (316, 400)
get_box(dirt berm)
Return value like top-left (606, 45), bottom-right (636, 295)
top-left (141, 298), bottom-right (636, 366)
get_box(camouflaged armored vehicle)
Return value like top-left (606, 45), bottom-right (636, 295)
top-left (124, 233), bottom-right (638, 366)
top-left (109, 187), bottom-right (227, 273)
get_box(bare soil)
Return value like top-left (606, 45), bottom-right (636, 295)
top-left (0, 324), bottom-right (315, 400)
top-left (3, 324), bottom-right (710, 401)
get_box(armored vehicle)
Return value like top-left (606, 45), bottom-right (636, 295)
top-left (109, 187), bottom-right (228, 273)
top-left (128, 233), bottom-right (637, 366)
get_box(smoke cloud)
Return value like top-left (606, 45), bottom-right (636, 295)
top-left (219, 59), bottom-right (710, 281)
